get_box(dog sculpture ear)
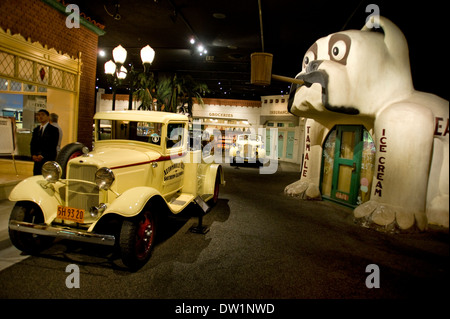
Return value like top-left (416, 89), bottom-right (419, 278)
top-left (362, 16), bottom-right (413, 94)
top-left (362, 16), bottom-right (410, 73)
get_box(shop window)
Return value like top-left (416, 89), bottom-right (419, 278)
top-left (10, 81), bottom-right (21, 91)
top-left (359, 130), bottom-right (376, 203)
top-left (24, 84), bottom-right (36, 92)
top-left (321, 130), bottom-right (336, 197)
top-left (0, 78), bottom-right (7, 90)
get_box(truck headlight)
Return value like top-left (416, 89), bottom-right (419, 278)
top-left (95, 167), bottom-right (115, 190)
top-left (42, 161), bottom-right (61, 183)
top-left (89, 203), bottom-right (107, 218)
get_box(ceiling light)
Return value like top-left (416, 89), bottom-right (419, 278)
top-left (98, 50), bottom-right (105, 57)
top-left (190, 38), bottom-right (196, 44)
top-left (197, 45), bottom-right (204, 52)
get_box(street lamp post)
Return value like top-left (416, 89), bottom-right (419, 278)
top-left (104, 44), bottom-right (155, 110)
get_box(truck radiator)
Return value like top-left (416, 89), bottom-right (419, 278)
top-left (67, 163), bottom-right (100, 212)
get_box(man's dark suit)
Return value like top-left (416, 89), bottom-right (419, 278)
top-left (30, 123), bottom-right (60, 175)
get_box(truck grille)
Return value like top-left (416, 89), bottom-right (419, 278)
top-left (67, 163), bottom-right (99, 212)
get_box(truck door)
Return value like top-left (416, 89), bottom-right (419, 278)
top-left (163, 122), bottom-right (187, 194)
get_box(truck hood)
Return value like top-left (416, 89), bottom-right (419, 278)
top-left (72, 146), bottom-right (161, 169)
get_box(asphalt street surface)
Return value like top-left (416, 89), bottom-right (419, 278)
top-left (0, 162), bottom-right (448, 306)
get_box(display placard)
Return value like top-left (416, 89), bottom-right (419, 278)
top-left (0, 116), bottom-right (15, 154)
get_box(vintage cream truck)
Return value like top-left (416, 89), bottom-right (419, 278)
top-left (8, 111), bottom-right (225, 270)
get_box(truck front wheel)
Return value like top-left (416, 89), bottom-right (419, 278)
top-left (9, 202), bottom-right (54, 254)
top-left (119, 210), bottom-right (156, 270)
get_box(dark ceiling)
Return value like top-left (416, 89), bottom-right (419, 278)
top-left (73, 0), bottom-right (447, 101)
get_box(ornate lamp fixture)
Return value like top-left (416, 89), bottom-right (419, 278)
top-left (104, 44), bottom-right (155, 110)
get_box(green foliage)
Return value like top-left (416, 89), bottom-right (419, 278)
top-left (134, 72), bottom-right (156, 110)
top-left (133, 72), bottom-right (209, 115)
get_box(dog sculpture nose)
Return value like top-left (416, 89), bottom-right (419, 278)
top-left (305, 60), bottom-right (323, 73)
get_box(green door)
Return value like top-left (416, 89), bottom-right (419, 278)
top-left (330, 125), bottom-right (363, 205)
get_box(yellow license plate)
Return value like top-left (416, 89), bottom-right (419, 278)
top-left (57, 205), bottom-right (85, 223)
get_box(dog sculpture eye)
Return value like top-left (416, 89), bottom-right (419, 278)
top-left (303, 50), bottom-right (316, 71)
top-left (331, 40), bottom-right (347, 61)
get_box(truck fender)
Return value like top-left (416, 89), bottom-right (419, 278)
top-left (203, 164), bottom-right (224, 195)
top-left (102, 186), bottom-right (165, 218)
top-left (8, 176), bottom-right (65, 223)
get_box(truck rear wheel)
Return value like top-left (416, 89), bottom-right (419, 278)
top-left (9, 202), bottom-right (54, 254)
top-left (119, 209), bottom-right (156, 270)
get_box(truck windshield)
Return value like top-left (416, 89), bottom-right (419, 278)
top-left (97, 120), bottom-right (163, 145)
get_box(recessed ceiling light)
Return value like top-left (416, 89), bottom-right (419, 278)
top-left (213, 13), bottom-right (226, 19)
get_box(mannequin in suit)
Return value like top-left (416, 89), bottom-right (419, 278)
top-left (30, 109), bottom-right (60, 175)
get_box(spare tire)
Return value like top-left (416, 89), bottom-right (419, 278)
top-left (56, 142), bottom-right (86, 178)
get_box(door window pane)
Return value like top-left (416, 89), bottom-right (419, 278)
top-left (340, 131), bottom-right (355, 159)
top-left (337, 164), bottom-right (352, 193)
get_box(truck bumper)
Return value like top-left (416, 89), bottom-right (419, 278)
top-left (9, 220), bottom-right (116, 246)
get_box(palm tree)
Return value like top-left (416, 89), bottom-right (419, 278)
top-left (134, 72), bottom-right (156, 110)
top-left (134, 72), bottom-right (208, 114)
top-left (174, 74), bottom-right (209, 116)
top-left (155, 76), bottom-right (176, 112)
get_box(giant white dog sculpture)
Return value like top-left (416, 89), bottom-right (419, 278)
top-left (285, 17), bottom-right (448, 230)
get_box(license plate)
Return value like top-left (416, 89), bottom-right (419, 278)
top-left (57, 205), bottom-right (85, 223)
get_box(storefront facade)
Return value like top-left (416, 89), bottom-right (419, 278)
top-left (0, 27), bottom-right (81, 158)
top-left (260, 95), bottom-right (304, 164)
top-left (0, 0), bottom-right (104, 164)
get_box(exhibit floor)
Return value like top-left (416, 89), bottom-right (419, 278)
top-left (0, 162), bottom-right (448, 300)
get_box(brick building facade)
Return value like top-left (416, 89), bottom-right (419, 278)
top-left (0, 0), bottom-right (102, 148)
